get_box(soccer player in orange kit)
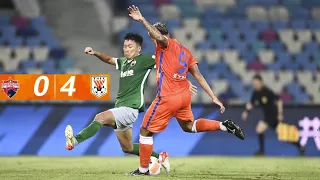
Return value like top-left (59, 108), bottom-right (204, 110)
top-left (126, 5), bottom-right (245, 176)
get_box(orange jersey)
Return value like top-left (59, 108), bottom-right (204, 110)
top-left (155, 38), bottom-right (198, 97)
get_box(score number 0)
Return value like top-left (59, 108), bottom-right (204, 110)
top-left (34, 76), bottom-right (76, 97)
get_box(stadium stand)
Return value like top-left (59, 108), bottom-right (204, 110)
top-left (0, 15), bottom-right (80, 75)
top-left (113, 0), bottom-right (320, 104)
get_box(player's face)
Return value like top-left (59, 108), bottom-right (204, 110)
top-left (253, 79), bottom-right (263, 90)
top-left (123, 40), bottom-right (141, 59)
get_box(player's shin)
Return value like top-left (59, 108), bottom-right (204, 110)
top-left (192, 118), bottom-right (227, 133)
top-left (130, 143), bottom-right (160, 158)
top-left (139, 135), bottom-right (153, 173)
top-left (75, 120), bottom-right (102, 143)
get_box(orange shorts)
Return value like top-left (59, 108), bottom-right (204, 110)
top-left (142, 90), bottom-right (194, 133)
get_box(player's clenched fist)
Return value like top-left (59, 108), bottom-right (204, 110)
top-left (84, 47), bottom-right (95, 55)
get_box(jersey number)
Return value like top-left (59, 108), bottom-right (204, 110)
top-left (177, 51), bottom-right (188, 74)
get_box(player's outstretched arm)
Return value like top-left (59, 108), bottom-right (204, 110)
top-left (84, 47), bottom-right (116, 66)
top-left (189, 64), bottom-right (225, 113)
top-left (128, 5), bottom-right (168, 48)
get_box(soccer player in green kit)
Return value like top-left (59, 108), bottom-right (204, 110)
top-left (64, 33), bottom-right (196, 172)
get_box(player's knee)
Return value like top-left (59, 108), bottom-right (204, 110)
top-left (94, 111), bottom-right (115, 126)
top-left (140, 126), bottom-right (153, 136)
top-left (181, 124), bottom-right (193, 133)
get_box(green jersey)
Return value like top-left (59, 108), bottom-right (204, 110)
top-left (114, 54), bottom-right (155, 112)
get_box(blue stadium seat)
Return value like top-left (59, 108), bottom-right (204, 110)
top-left (201, 18), bottom-right (221, 30)
top-left (30, 16), bottom-right (46, 29)
top-left (304, 42), bottom-right (319, 53)
top-left (0, 16), bottom-right (10, 26)
top-left (227, 31), bottom-right (241, 44)
top-left (8, 37), bottom-right (23, 48)
top-left (244, 30), bottom-right (259, 44)
top-left (301, 62), bottom-right (317, 72)
top-left (43, 38), bottom-right (60, 48)
top-left (225, 8), bottom-right (246, 19)
top-left (290, 20), bottom-right (307, 29)
top-left (1, 26), bottom-right (16, 38)
top-left (290, 8), bottom-right (311, 20)
top-left (241, 51), bottom-right (256, 63)
top-left (232, 41), bottom-right (248, 52)
top-left (196, 41), bottom-right (212, 50)
top-left (251, 40), bottom-right (266, 53)
top-left (17, 27), bottom-right (38, 38)
top-left (282, 0), bottom-right (301, 7)
top-left (236, 20), bottom-right (252, 32)
top-left (180, 6), bottom-right (203, 17)
top-left (49, 47), bottom-right (66, 59)
top-left (276, 52), bottom-right (291, 63)
top-left (208, 29), bottom-right (222, 42)
top-left (26, 37), bottom-right (42, 47)
top-left (166, 19), bottom-right (181, 32)
top-left (128, 0), bottom-right (151, 5)
top-left (253, 22), bottom-right (269, 31)
top-left (269, 41), bottom-right (286, 53)
top-left (198, 61), bottom-right (209, 77)
top-left (20, 60), bottom-right (37, 70)
top-left (203, 8), bottom-right (223, 19)
top-left (172, 0), bottom-right (194, 5)
top-left (213, 62), bottom-right (228, 71)
top-left (294, 92), bottom-right (309, 103)
top-left (205, 71), bottom-right (220, 82)
top-left (271, 21), bottom-right (288, 30)
top-left (138, 4), bottom-right (158, 17)
top-left (220, 20), bottom-right (235, 30)
top-left (58, 58), bottom-right (74, 72)
top-left (42, 59), bottom-right (57, 74)
top-left (294, 52), bottom-right (309, 63)
top-left (257, 0), bottom-right (278, 7)
top-left (284, 62), bottom-right (300, 71)
top-left (267, 62), bottom-right (282, 72)
top-left (308, 20), bottom-right (320, 29)
top-left (213, 41), bottom-right (231, 50)
top-left (286, 82), bottom-right (302, 95)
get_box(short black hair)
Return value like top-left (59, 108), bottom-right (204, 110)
top-left (253, 74), bottom-right (263, 81)
top-left (153, 22), bottom-right (169, 35)
top-left (124, 33), bottom-right (143, 46)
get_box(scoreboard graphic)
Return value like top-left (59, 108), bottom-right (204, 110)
top-left (0, 74), bottom-right (110, 101)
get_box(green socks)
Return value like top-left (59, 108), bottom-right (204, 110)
top-left (75, 120), bottom-right (102, 143)
top-left (74, 121), bottom-right (160, 159)
top-left (131, 143), bottom-right (160, 158)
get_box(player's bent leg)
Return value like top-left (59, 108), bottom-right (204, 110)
top-left (65, 110), bottom-right (115, 150)
top-left (115, 128), bottom-right (161, 158)
top-left (255, 120), bottom-right (269, 156)
top-left (115, 128), bottom-right (134, 153)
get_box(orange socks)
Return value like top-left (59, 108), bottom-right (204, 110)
top-left (192, 118), bottom-right (226, 132)
top-left (139, 135), bottom-right (153, 173)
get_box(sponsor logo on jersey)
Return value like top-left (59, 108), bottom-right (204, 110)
top-left (130, 60), bottom-right (136, 67)
top-left (91, 76), bottom-right (107, 98)
top-left (2, 77), bottom-right (19, 98)
top-left (173, 73), bottom-right (186, 79)
top-left (120, 70), bottom-right (134, 78)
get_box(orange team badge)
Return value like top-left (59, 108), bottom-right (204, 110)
top-left (91, 76), bottom-right (108, 98)
top-left (2, 77), bottom-right (20, 98)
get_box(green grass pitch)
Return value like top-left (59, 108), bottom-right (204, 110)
top-left (0, 156), bottom-right (319, 180)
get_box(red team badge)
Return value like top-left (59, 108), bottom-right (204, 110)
top-left (2, 77), bottom-right (20, 98)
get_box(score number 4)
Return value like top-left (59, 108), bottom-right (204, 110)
top-left (34, 76), bottom-right (76, 97)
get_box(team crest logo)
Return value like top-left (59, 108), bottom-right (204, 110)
top-left (91, 76), bottom-right (107, 98)
top-left (130, 60), bottom-right (136, 67)
top-left (2, 77), bottom-right (20, 98)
